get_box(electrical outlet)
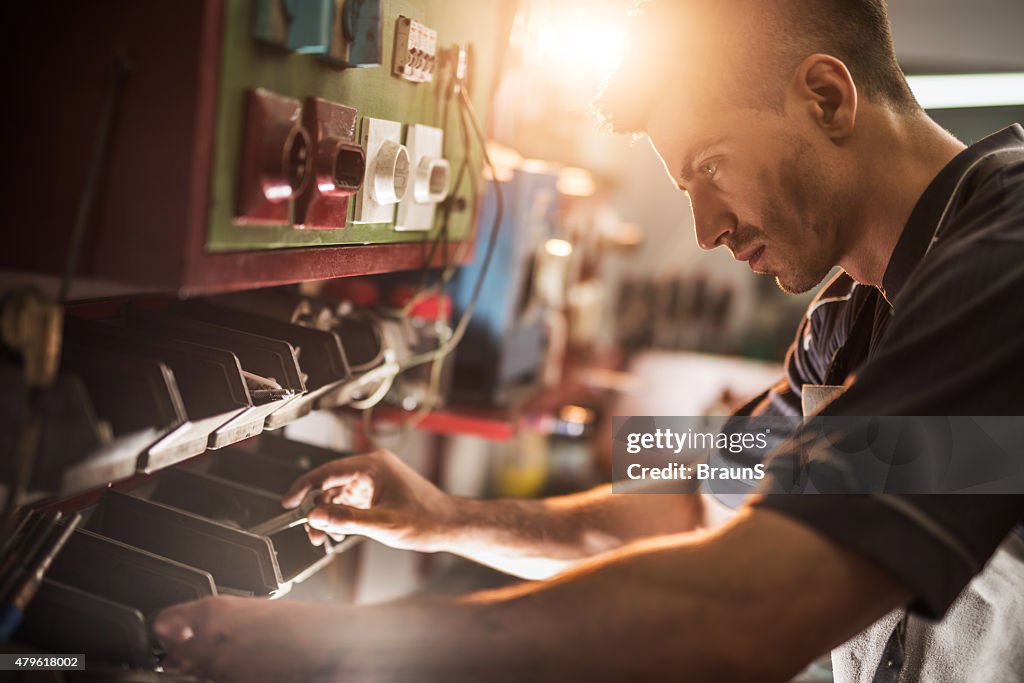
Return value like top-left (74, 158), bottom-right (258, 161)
top-left (353, 117), bottom-right (410, 224)
top-left (235, 89), bottom-right (311, 225)
top-left (392, 16), bottom-right (437, 83)
top-left (395, 125), bottom-right (449, 232)
top-left (295, 98), bottom-right (365, 229)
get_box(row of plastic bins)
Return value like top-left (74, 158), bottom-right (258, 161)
top-left (1, 298), bottom-right (382, 502)
top-left (14, 436), bottom-right (357, 670)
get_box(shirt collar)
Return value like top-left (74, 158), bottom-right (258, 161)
top-left (881, 123), bottom-right (1024, 304)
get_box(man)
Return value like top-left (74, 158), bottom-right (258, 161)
top-left (155, 1), bottom-right (1024, 680)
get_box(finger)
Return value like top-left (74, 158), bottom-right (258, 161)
top-left (325, 473), bottom-right (376, 510)
top-left (281, 454), bottom-right (378, 508)
top-left (156, 597), bottom-right (247, 677)
top-left (153, 602), bottom-right (199, 650)
top-left (305, 523), bottom-right (326, 547)
top-left (154, 601), bottom-right (208, 672)
top-left (307, 502), bottom-right (384, 534)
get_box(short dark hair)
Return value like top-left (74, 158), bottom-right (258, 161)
top-left (596, 0), bottom-right (920, 135)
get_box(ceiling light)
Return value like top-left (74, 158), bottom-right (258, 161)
top-left (906, 72), bottom-right (1024, 109)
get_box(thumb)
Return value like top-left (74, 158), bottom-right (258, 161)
top-left (153, 603), bottom-right (198, 651)
top-left (307, 503), bottom-right (384, 533)
top-left (152, 606), bottom-right (198, 663)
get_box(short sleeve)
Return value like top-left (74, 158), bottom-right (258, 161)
top-left (753, 232), bottom-right (1024, 618)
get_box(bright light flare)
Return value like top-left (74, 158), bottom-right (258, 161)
top-left (557, 167), bottom-right (597, 197)
top-left (521, 158), bottom-right (559, 174)
top-left (544, 238), bottom-right (574, 258)
top-left (511, 1), bottom-right (627, 95)
top-left (559, 404), bottom-right (595, 424)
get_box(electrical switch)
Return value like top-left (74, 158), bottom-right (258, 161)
top-left (354, 118), bottom-right (410, 224)
top-left (252, 0), bottom-right (289, 47)
top-left (283, 0), bottom-right (334, 53)
top-left (320, 0), bottom-right (382, 68)
top-left (395, 125), bottom-right (449, 231)
top-left (392, 16), bottom-right (437, 83)
top-left (295, 98), bottom-right (365, 229)
top-left (235, 89), bottom-right (311, 225)
top-left (253, 0), bottom-right (334, 54)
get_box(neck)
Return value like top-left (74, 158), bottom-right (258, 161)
top-left (838, 109), bottom-right (965, 289)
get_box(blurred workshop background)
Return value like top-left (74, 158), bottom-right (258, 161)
top-left (1, 0), bottom-right (1022, 674)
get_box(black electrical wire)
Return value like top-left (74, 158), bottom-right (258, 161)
top-left (423, 69), bottom-right (479, 293)
top-left (410, 57), bottom-right (463, 293)
top-left (359, 82), bottom-right (506, 444)
top-left (399, 86), bottom-right (504, 372)
top-left (397, 85), bottom-right (476, 324)
top-left (410, 76), bottom-right (472, 299)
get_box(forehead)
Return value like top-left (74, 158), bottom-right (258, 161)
top-left (644, 85), bottom-right (732, 162)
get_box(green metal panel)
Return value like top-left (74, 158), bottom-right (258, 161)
top-left (206, 0), bottom-right (502, 251)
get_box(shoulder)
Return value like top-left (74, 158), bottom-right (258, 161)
top-left (942, 145), bottom-right (1024, 246)
top-left (974, 146), bottom-right (1024, 195)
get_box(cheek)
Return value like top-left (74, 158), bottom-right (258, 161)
top-left (743, 177), bottom-right (794, 240)
top-left (747, 165), bottom-right (786, 226)
top-left (778, 156), bottom-right (817, 220)
top-left (757, 166), bottom-right (830, 242)
top-left (716, 174), bottom-right (770, 230)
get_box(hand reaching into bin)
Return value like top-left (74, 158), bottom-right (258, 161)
top-left (282, 448), bottom-right (705, 581)
top-left (281, 448), bottom-right (458, 553)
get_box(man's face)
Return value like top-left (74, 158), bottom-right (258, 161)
top-left (646, 91), bottom-right (847, 294)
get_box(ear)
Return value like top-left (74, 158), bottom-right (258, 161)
top-left (788, 54), bottom-right (858, 139)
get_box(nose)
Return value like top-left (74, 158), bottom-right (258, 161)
top-left (688, 187), bottom-right (734, 251)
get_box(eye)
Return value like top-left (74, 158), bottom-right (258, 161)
top-left (700, 159), bottom-right (720, 180)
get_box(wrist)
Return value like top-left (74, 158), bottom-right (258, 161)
top-left (418, 490), bottom-right (466, 553)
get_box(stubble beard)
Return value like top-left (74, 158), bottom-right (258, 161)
top-left (770, 142), bottom-right (840, 295)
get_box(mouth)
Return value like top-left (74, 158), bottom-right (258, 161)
top-left (736, 245), bottom-right (766, 270)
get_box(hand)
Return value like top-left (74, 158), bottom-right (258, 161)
top-left (153, 596), bottom-right (344, 682)
top-left (282, 448), bottom-right (457, 553)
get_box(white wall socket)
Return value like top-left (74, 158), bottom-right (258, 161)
top-left (354, 117), bottom-right (410, 224)
top-left (395, 124), bottom-right (450, 232)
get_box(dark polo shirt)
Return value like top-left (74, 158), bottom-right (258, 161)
top-left (746, 125), bottom-right (1024, 618)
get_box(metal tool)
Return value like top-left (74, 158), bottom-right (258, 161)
top-left (247, 489), bottom-right (321, 537)
top-left (0, 511), bottom-right (83, 640)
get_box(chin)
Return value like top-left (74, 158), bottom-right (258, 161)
top-left (774, 277), bottom-right (811, 295)
top-left (774, 268), bottom-right (828, 295)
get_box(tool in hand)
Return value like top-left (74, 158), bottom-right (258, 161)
top-left (247, 489), bottom-right (322, 537)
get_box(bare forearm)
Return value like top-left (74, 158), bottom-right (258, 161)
top-left (285, 451), bottom-right (701, 578)
top-left (436, 485), bottom-right (703, 579)
top-left (155, 506), bottom-right (909, 682)
top-left (334, 508), bottom-right (907, 683)
top-left (328, 542), bottom-right (731, 682)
